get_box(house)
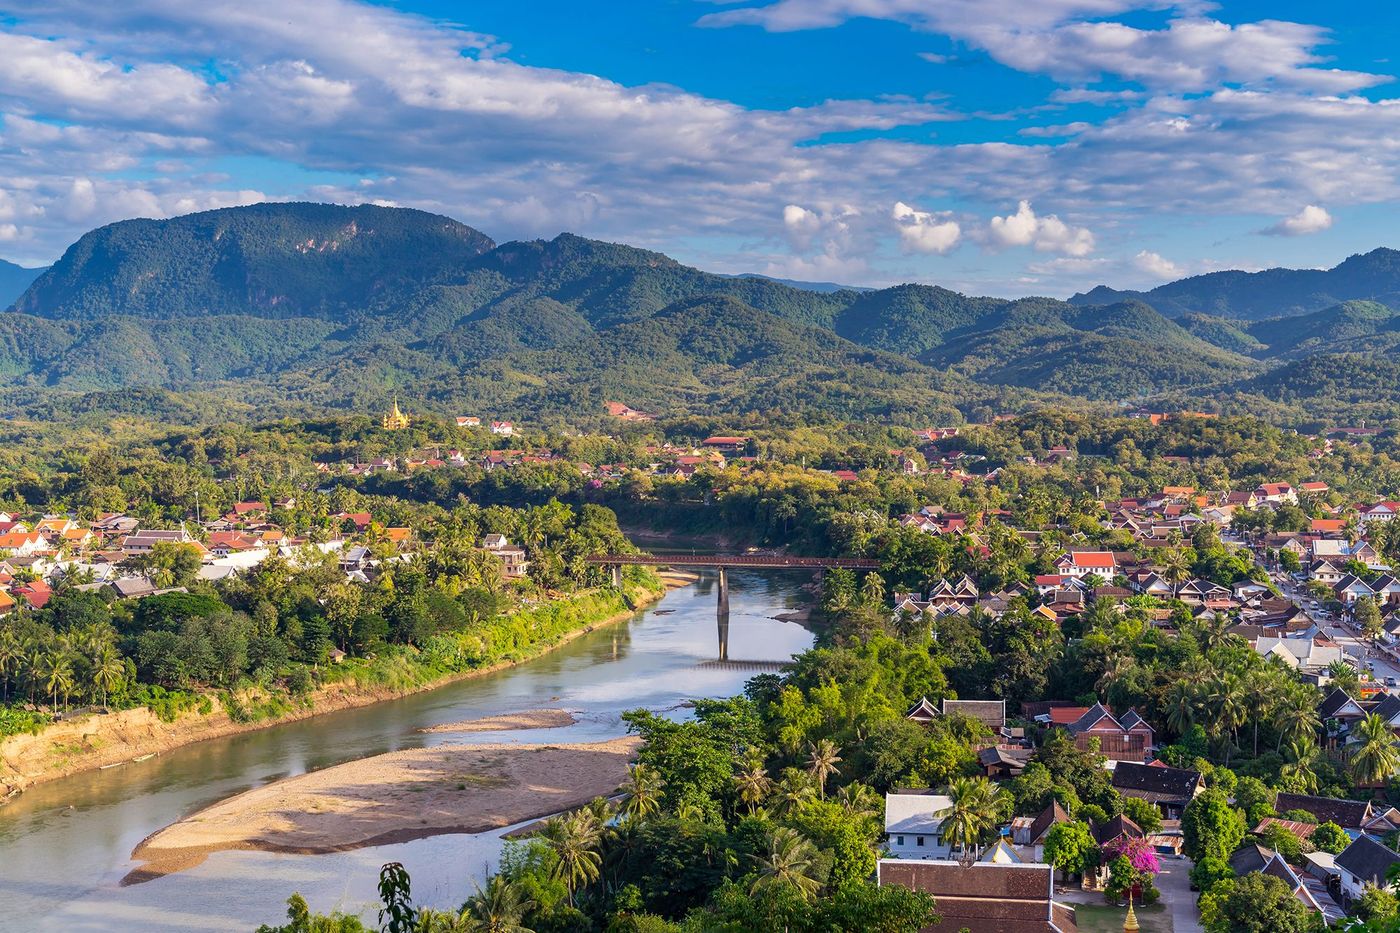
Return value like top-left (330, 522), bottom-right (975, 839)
top-left (1053, 551), bottom-right (1117, 580)
top-left (905, 696), bottom-right (940, 724)
top-left (1059, 703), bottom-right (1155, 762)
top-left (876, 860), bottom-right (1077, 933)
top-left (1091, 813), bottom-right (1143, 848)
top-left (0, 532), bottom-right (46, 557)
top-left (481, 534), bottom-right (529, 578)
top-left (940, 699), bottom-right (1007, 733)
top-left (1230, 842), bottom-right (1343, 922)
top-left (1273, 792), bottom-right (1400, 838)
top-left (1254, 636), bottom-right (1344, 674)
top-left (980, 744), bottom-right (1034, 778)
top-left (1362, 502), bottom-right (1400, 524)
top-left (1253, 482), bottom-right (1298, 505)
top-left (1310, 559), bottom-right (1345, 585)
top-left (1318, 688), bottom-right (1368, 743)
top-left (1110, 762), bottom-right (1203, 819)
top-left (119, 528), bottom-right (191, 555)
top-left (702, 435), bottom-right (749, 453)
top-left (1334, 575), bottom-right (1377, 606)
top-left (1335, 835), bottom-right (1400, 905)
top-left (1011, 800), bottom-right (1072, 862)
top-left (490, 421), bottom-right (515, 436)
top-left (884, 790), bottom-right (954, 859)
top-left (456, 416), bottom-right (481, 427)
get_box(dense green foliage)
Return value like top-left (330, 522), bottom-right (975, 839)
top-left (15, 203), bottom-right (1400, 425)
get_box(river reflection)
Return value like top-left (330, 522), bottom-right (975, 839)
top-left (0, 571), bottom-right (812, 932)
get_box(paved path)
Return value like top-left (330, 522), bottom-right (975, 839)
top-left (1154, 859), bottom-right (1203, 933)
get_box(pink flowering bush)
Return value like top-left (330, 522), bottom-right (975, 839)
top-left (1104, 836), bottom-right (1160, 876)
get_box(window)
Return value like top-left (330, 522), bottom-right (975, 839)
top-left (916, 836), bottom-right (925, 847)
top-left (896, 835), bottom-right (905, 846)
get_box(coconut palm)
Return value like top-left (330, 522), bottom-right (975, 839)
top-left (943, 776), bottom-right (1013, 857)
top-left (1350, 712), bottom-right (1400, 786)
top-left (91, 645), bottom-right (123, 709)
top-left (542, 811), bottom-right (602, 907)
top-left (620, 763), bottom-right (663, 823)
top-left (1159, 548), bottom-right (1191, 594)
top-left (834, 781), bottom-right (881, 818)
top-left (1280, 739), bottom-right (1320, 793)
top-left (39, 650), bottom-right (74, 711)
top-left (750, 827), bottom-right (822, 901)
top-left (0, 630), bottom-right (18, 702)
top-left (734, 762), bottom-right (773, 814)
top-left (806, 739), bottom-right (842, 799)
top-left (463, 875), bottom-right (535, 933)
top-left (1164, 679), bottom-right (1197, 738)
top-left (1275, 689), bottom-right (1321, 750)
top-left (772, 768), bottom-right (816, 817)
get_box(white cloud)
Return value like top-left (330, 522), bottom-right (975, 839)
top-left (1263, 204), bottom-right (1333, 236)
top-left (1133, 249), bottom-right (1184, 279)
top-left (700, 2), bottom-right (1391, 93)
top-left (782, 204), bottom-right (824, 250)
top-left (890, 201), bottom-right (961, 254)
top-left (987, 200), bottom-right (1094, 256)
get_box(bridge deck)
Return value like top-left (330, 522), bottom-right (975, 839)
top-left (586, 554), bottom-right (878, 569)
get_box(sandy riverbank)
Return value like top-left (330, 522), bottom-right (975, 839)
top-left (125, 736), bottom-right (640, 884)
top-left (418, 708), bottom-right (576, 733)
top-left (1, 573), bottom-right (695, 798)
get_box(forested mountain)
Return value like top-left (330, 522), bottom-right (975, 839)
top-left (1071, 247), bottom-right (1400, 321)
top-left (0, 259), bottom-right (45, 310)
top-left (6, 201), bottom-right (1400, 426)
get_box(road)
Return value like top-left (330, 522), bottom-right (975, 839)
top-left (1269, 570), bottom-right (1400, 683)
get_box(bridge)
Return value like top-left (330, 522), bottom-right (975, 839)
top-left (588, 553), bottom-right (878, 660)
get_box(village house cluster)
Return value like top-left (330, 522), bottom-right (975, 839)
top-left (0, 502), bottom-right (531, 613)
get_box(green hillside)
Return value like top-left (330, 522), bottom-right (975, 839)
top-left (10, 201), bottom-right (1400, 426)
top-left (15, 203), bottom-right (496, 321)
top-left (1070, 248), bottom-right (1400, 321)
top-left (0, 259), bottom-right (45, 311)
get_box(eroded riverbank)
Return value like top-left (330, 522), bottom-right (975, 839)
top-left (0, 573), bottom-right (689, 798)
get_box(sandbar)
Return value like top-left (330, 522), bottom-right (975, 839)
top-left (125, 736), bottom-right (639, 884)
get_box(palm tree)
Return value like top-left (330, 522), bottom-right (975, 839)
top-left (734, 762), bottom-right (773, 814)
top-left (91, 645), bottom-right (123, 709)
top-left (1280, 739), bottom-right (1320, 793)
top-left (1207, 674), bottom-right (1247, 763)
top-left (1160, 548), bottom-right (1191, 595)
top-left (0, 630), bottom-right (18, 702)
top-left (1164, 679), bottom-right (1197, 738)
top-left (1275, 689), bottom-right (1321, 751)
top-left (543, 811), bottom-right (602, 907)
top-left (943, 776), bottom-right (1013, 858)
top-left (772, 768), bottom-right (816, 817)
top-left (806, 739), bottom-right (842, 799)
top-left (40, 651), bottom-right (73, 711)
top-left (750, 827), bottom-right (821, 901)
top-left (620, 763), bottom-right (663, 823)
top-left (464, 875), bottom-right (535, 933)
top-left (1350, 712), bottom-right (1400, 786)
top-left (834, 782), bottom-right (880, 818)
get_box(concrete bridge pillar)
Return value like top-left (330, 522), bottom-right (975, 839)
top-left (717, 567), bottom-right (730, 662)
top-left (611, 564), bottom-right (623, 589)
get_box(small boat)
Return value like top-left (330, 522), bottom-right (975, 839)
top-left (132, 754), bottom-right (156, 762)
top-left (99, 761), bottom-right (125, 770)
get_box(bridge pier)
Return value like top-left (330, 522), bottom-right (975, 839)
top-left (717, 567), bottom-right (730, 662)
top-left (611, 564), bottom-right (623, 589)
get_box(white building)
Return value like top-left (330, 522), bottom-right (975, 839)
top-left (884, 790), bottom-right (954, 860)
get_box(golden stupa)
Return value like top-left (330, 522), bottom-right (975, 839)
top-left (1123, 891), bottom-right (1140, 932)
top-left (382, 399), bottom-right (411, 430)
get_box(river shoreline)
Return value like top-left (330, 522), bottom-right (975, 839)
top-left (0, 571), bottom-right (695, 799)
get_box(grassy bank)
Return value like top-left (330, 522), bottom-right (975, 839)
top-left (0, 572), bottom-right (672, 796)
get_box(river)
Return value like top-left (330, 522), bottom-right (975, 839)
top-left (0, 571), bottom-right (812, 932)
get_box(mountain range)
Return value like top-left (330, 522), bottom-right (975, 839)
top-left (5, 202), bottom-right (1400, 427)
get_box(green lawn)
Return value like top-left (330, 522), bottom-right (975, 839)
top-left (1072, 902), bottom-right (1173, 933)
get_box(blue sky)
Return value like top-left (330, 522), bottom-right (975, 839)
top-left (0, 0), bottom-right (1398, 296)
